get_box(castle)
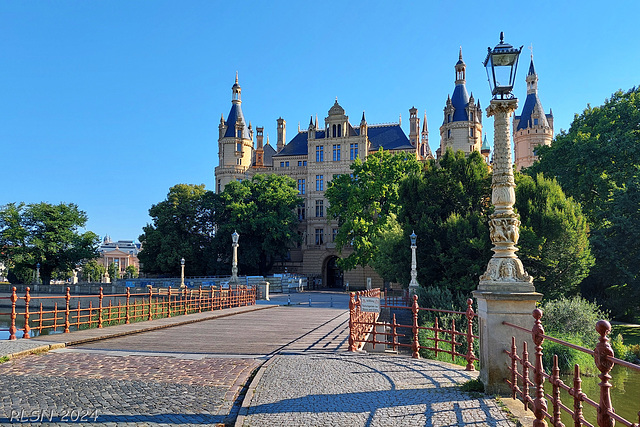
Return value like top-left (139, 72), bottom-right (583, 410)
top-left (214, 52), bottom-right (552, 288)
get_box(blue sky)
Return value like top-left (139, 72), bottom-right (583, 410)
top-left (2, 1), bottom-right (638, 241)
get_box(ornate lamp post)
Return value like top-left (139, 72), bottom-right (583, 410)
top-left (113, 259), bottom-right (119, 284)
top-left (473, 33), bottom-right (541, 394)
top-left (408, 231), bottom-right (419, 296)
top-left (35, 262), bottom-right (41, 285)
top-left (229, 231), bottom-right (240, 287)
top-left (180, 257), bottom-right (185, 288)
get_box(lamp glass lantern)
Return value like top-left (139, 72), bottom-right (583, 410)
top-left (180, 258), bottom-right (185, 266)
top-left (410, 231), bottom-right (417, 247)
top-left (483, 32), bottom-right (523, 99)
top-left (231, 231), bottom-right (239, 244)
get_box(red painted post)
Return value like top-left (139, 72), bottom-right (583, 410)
top-left (551, 355), bottom-right (564, 427)
top-left (465, 298), bottom-right (475, 371)
top-left (88, 301), bottom-right (93, 328)
top-left (348, 292), bottom-right (356, 352)
top-left (148, 286), bottom-right (153, 321)
top-left (53, 302), bottom-right (58, 331)
top-left (450, 318), bottom-right (456, 362)
top-left (183, 287), bottom-right (188, 315)
top-left (411, 294), bottom-right (420, 359)
top-left (167, 287), bottom-right (172, 318)
top-left (510, 337), bottom-right (517, 399)
top-left (434, 317), bottom-right (439, 357)
top-left (522, 341), bottom-right (530, 411)
top-left (23, 287), bottom-right (31, 339)
top-left (572, 364), bottom-right (583, 427)
top-left (98, 287), bottom-right (104, 328)
top-left (38, 303), bottom-right (43, 333)
top-left (532, 308), bottom-right (548, 427)
top-left (64, 287), bottom-right (71, 333)
top-left (392, 314), bottom-right (397, 352)
top-left (594, 320), bottom-right (615, 427)
top-left (9, 287), bottom-right (17, 340)
top-left (125, 288), bottom-right (131, 324)
top-left (198, 286), bottom-right (202, 313)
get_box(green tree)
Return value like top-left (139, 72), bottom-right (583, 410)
top-left (515, 173), bottom-right (594, 299)
top-left (82, 259), bottom-right (106, 282)
top-left (107, 262), bottom-right (118, 281)
top-left (325, 149), bottom-right (422, 272)
top-left (125, 265), bottom-right (138, 278)
top-left (212, 174), bottom-right (302, 276)
top-left (0, 202), bottom-right (99, 285)
top-left (528, 87), bottom-right (640, 318)
top-left (397, 150), bottom-right (492, 293)
top-left (138, 184), bottom-right (216, 276)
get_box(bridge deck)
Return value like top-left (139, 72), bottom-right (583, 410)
top-left (0, 292), bottom-right (518, 426)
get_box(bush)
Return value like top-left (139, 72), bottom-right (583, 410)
top-left (460, 378), bottom-right (484, 393)
top-left (417, 321), bottom-right (478, 369)
top-left (542, 333), bottom-right (596, 375)
top-left (542, 296), bottom-right (609, 347)
top-left (416, 286), bottom-right (469, 324)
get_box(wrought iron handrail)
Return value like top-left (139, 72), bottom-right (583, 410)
top-left (2, 286), bottom-right (256, 340)
top-left (504, 309), bottom-right (640, 427)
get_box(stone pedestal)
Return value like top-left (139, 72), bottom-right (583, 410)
top-left (473, 288), bottom-right (541, 394)
top-left (257, 281), bottom-right (270, 300)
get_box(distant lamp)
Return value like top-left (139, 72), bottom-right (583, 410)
top-left (483, 32), bottom-right (523, 99)
top-left (180, 257), bottom-right (185, 288)
top-left (181, 257), bottom-right (185, 266)
top-left (410, 231), bottom-right (417, 247)
top-left (232, 231), bottom-right (239, 245)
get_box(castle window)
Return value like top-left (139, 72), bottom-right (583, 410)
top-left (285, 161), bottom-right (289, 167)
top-left (237, 158), bottom-right (241, 165)
top-left (297, 179), bottom-right (306, 195)
top-left (316, 175), bottom-right (324, 191)
top-left (237, 129), bottom-right (242, 138)
top-left (332, 124), bottom-right (337, 138)
top-left (280, 162), bottom-right (285, 167)
top-left (447, 129), bottom-right (451, 139)
top-left (303, 160), bottom-right (307, 166)
top-left (315, 228), bottom-right (324, 245)
top-left (470, 112), bottom-right (474, 121)
top-left (297, 206), bottom-right (305, 221)
top-left (350, 143), bottom-right (359, 160)
top-left (315, 200), bottom-right (324, 217)
top-left (217, 179), bottom-right (221, 193)
top-left (332, 228), bottom-right (338, 242)
top-left (236, 142), bottom-right (242, 152)
top-left (298, 161), bottom-right (303, 166)
top-left (448, 114), bottom-right (451, 123)
top-left (534, 118), bottom-right (539, 125)
top-left (469, 128), bottom-right (474, 137)
top-left (316, 145), bottom-right (324, 162)
top-left (333, 144), bottom-right (341, 161)
top-left (337, 124), bottom-right (342, 137)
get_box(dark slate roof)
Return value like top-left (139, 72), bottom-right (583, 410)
top-left (515, 92), bottom-right (552, 131)
top-left (528, 59), bottom-right (536, 76)
top-left (223, 103), bottom-right (251, 139)
top-left (272, 124), bottom-right (412, 157)
top-left (263, 144), bottom-right (276, 167)
top-left (451, 84), bottom-right (470, 122)
top-left (367, 125), bottom-right (413, 150)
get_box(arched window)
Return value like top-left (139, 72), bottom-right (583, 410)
top-left (337, 124), bottom-right (342, 137)
top-left (447, 129), bottom-right (451, 139)
top-left (448, 114), bottom-right (451, 123)
top-left (332, 124), bottom-right (336, 138)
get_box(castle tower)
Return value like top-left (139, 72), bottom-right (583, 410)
top-left (254, 126), bottom-right (264, 167)
top-left (409, 106), bottom-right (420, 147)
top-left (513, 57), bottom-right (554, 171)
top-left (419, 112), bottom-right (433, 159)
top-left (481, 133), bottom-right (491, 164)
top-left (438, 48), bottom-right (483, 158)
top-left (277, 117), bottom-right (286, 152)
top-left (214, 74), bottom-right (254, 193)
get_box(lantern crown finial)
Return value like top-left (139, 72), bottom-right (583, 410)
top-left (483, 32), bottom-right (523, 99)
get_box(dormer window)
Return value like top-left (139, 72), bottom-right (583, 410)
top-left (533, 118), bottom-right (538, 126)
top-left (236, 142), bottom-right (242, 152)
top-left (332, 124), bottom-right (337, 138)
top-left (237, 129), bottom-right (242, 138)
top-left (337, 124), bottom-right (342, 137)
top-left (448, 114), bottom-right (451, 123)
top-left (470, 112), bottom-right (474, 121)
top-left (447, 129), bottom-right (451, 139)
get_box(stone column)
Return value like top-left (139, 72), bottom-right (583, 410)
top-left (408, 241), bottom-right (419, 296)
top-left (230, 238), bottom-right (240, 287)
top-left (473, 98), bottom-right (542, 395)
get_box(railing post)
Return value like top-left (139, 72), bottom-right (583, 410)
top-left (532, 308), bottom-right (547, 427)
top-left (148, 286), bottom-right (153, 321)
top-left (392, 313), bottom-right (397, 352)
top-left (412, 294), bottom-right (420, 359)
top-left (510, 337), bottom-right (517, 400)
top-left (167, 287), bottom-right (172, 318)
top-left (450, 318), bottom-right (456, 362)
top-left (183, 287), bottom-right (188, 315)
top-left (64, 287), bottom-right (71, 333)
top-left (571, 364), bottom-right (583, 427)
top-left (125, 288), bottom-right (130, 324)
top-left (98, 287), bottom-right (104, 328)
top-left (551, 355), bottom-right (565, 427)
top-left (198, 286), bottom-right (202, 313)
top-left (348, 292), bottom-right (356, 352)
top-left (23, 287), bottom-right (31, 339)
top-left (434, 317), bottom-right (439, 357)
top-left (594, 320), bottom-right (614, 427)
top-left (522, 341), bottom-right (530, 411)
top-left (9, 287), bottom-right (17, 340)
top-left (465, 298), bottom-right (475, 371)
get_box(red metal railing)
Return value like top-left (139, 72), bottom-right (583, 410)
top-left (349, 292), bottom-right (478, 371)
top-left (1, 286), bottom-right (256, 340)
top-left (504, 308), bottom-right (640, 427)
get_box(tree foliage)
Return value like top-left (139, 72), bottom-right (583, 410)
top-left (325, 149), bottom-right (422, 272)
top-left (0, 202), bottom-right (99, 285)
top-left (515, 173), bottom-right (594, 299)
top-left (82, 259), bottom-right (106, 282)
top-left (212, 174), bottom-right (302, 276)
top-left (528, 87), bottom-right (640, 318)
top-left (139, 184), bottom-right (216, 276)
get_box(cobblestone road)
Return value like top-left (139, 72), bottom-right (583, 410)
top-left (239, 353), bottom-right (517, 427)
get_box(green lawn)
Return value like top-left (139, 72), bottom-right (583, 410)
top-left (611, 323), bottom-right (640, 346)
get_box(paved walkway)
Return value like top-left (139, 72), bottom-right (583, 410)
top-left (0, 292), bottom-right (519, 426)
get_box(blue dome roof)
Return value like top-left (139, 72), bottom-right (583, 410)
top-left (451, 84), bottom-right (470, 122)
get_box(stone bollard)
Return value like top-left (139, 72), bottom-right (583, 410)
top-left (257, 281), bottom-right (270, 301)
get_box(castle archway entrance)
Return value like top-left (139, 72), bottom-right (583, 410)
top-left (324, 256), bottom-right (343, 289)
